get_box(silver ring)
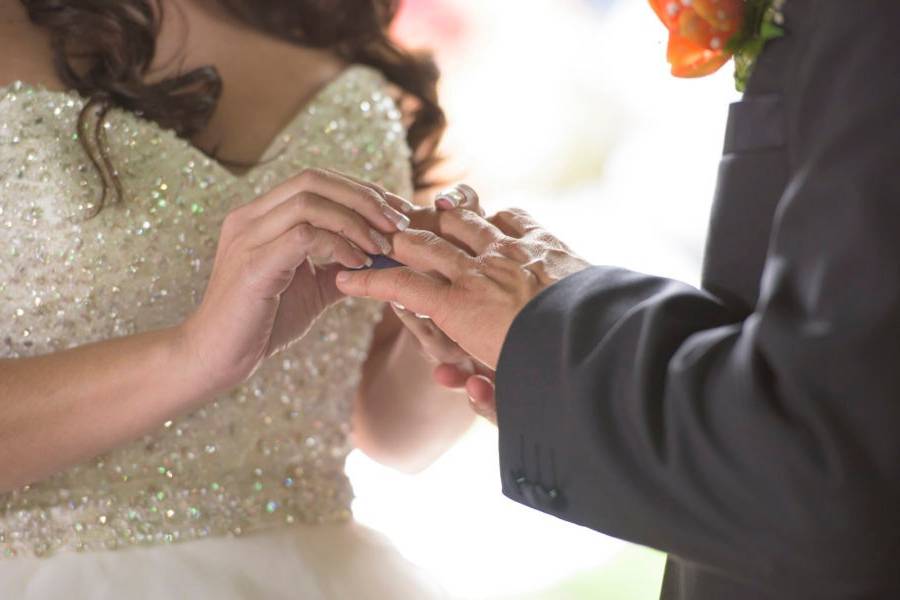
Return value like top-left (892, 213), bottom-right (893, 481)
top-left (436, 183), bottom-right (478, 208)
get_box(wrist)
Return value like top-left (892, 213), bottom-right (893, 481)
top-left (165, 320), bottom-right (233, 402)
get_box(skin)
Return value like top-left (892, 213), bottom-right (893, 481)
top-left (336, 207), bottom-right (594, 423)
top-left (0, 0), bottom-right (474, 492)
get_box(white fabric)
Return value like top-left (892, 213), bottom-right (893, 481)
top-left (0, 522), bottom-right (445, 600)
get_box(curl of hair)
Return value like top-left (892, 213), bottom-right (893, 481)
top-left (21, 0), bottom-right (445, 214)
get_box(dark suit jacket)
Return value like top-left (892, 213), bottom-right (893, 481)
top-left (495, 1), bottom-right (900, 598)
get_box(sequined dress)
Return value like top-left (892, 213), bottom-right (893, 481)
top-left (0, 66), bottom-right (441, 599)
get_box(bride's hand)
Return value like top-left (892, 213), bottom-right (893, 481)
top-left (180, 168), bottom-right (412, 392)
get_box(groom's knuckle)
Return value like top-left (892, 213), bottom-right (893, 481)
top-left (443, 207), bottom-right (469, 225)
top-left (493, 236), bottom-right (514, 250)
top-left (492, 238), bottom-right (527, 260)
top-left (455, 207), bottom-right (486, 229)
top-left (474, 253), bottom-right (498, 270)
top-left (423, 232), bottom-right (449, 251)
top-left (545, 247), bottom-right (570, 263)
top-left (535, 231), bottom-right (562, 248)
top-left (506, 207), bottom-right (533, 220)
top-left (494, 209), bottom-right (517, 223)
top-left (405, 229), bottom-right (434, 247)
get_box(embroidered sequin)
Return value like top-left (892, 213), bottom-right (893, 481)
top-left (0, 66), bottom-right (410, 558)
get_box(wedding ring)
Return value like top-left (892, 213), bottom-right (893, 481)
top-left (455, 183), bottom-right (479, 206)
top-left (435, 183), bottom-right (479, 208)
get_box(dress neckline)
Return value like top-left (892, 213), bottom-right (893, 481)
top-left (0, 65), bottom-right (374, 180)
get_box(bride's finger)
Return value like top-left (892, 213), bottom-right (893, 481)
top-left (244, 168), bottom-right (410, 232)
top-left (243, 226), bottom-right (320, 295)
top-left (436, 208), bottom-right (505, 255)
top-left (303, 231), bottom-right (372, 269)
top-left (246, 191), bottom-right (391, 256)
top-left (323, 169), bottom-right (417, 215)
top-left (248, 224), bottom-right (369, 294)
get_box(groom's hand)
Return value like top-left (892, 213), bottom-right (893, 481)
top-left (335, 208), bottom-right (591, 369)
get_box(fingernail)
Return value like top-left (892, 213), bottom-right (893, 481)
top-left (370, 230), bottom-right (392, 254)
top-left (414, 312), bottom-right (430, 320)
top-left (383, 207), bottom-right (411, 231)
top-left (353, 255), bottom-right (373, 269)
top-left (335, 271), bottom-right (351, 284)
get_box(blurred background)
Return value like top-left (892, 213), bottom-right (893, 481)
top-left (349, 0), bottom-right (742, 597)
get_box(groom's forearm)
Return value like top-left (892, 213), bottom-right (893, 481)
top-left (496, 265), bottom-right (900, 596)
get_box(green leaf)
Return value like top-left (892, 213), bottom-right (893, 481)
top-left (728, 0), bottom-right (786, 92)
top-left (760, 22), bottom-right (785, 41)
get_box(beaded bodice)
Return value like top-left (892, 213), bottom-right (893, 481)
top-left (0, 66), bottom-right (409, 558)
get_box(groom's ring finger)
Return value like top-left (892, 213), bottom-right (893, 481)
top-left (248, 192), bottom-right (388, 256)
top-left (437, 208), bottom-right (505, 255)
top-left (391, 229), bottom-right (474, 279)
top-left (490, 208), bottom-right (540, 239)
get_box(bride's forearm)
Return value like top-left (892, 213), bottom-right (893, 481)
top-left (354, 310), bottom-right (475, 473)
top-left (0, 326), bottom-right (214, 493)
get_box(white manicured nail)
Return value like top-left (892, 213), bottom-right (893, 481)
top-left (353, 255), bottom-right (373, 269)
top-left (383, 207), bottom-right (411, 231)
top-left (370, 230), bottom-right (392, 254)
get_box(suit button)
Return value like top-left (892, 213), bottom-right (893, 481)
top-left (534, 485), bottom-right (564, 510)
top-left (511, 474), bottom-right (564, 509)
top-left (513, 475), bottom-right (539, 505)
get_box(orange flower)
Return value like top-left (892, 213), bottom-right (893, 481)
top-left (650, 0), bottom-right (745, 77)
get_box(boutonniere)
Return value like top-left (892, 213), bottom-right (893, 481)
top-left (650, 0), bottom-right (786, 91)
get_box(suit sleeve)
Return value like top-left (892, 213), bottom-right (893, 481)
top-left (496, 2), bottom-right (900, 595)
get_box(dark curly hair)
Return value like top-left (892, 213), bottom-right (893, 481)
top-left (20, 0), bottom-right (445, 213)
